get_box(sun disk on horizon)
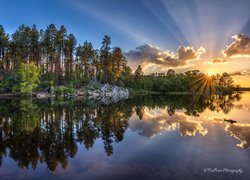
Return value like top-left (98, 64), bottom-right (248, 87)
top-left (207, 71), bottom-right (216, 76)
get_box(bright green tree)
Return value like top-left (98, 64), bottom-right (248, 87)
top-left (14, 62), bottom-right (40, 94)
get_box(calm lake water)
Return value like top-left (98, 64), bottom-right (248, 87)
top-left (0, 92), bottom-right (250, 180)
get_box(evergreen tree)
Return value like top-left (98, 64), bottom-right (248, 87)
top-left (100, 35), bottom-right (111, 83)
top-left (29, 25), bottom-right (40, 66)
top-left (64, 33), bottom-right (76, 83)
top-left (0, 25), bottom-right (9, 69)
top-left (135, 65), bottom-right (143, 78)
top-left (82, 41), bottom-right (94, 83)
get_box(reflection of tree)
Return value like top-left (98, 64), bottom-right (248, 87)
top-left (134, 106), bottom-right (144, 120)
top-left (167, 106), bottom-right (175, 116)
top-left (0, 99), bottom-right (131, 171)
top-left (0, 93), bottom-right (242, 171)
top-left (129, 93), bottom-right (241, 116)
top-left (128, 94), bottom-right (240, 138)
top-left (76, 107), bottom-right (99, 150)
top-left (97, 104), bottom-right (129, 156)
top-left (207, 93), bottom-right (241, 114)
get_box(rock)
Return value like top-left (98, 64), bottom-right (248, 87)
top-left (88, 84), bottom-right (129, 104)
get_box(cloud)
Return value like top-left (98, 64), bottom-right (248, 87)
top-left (125, 44), bottom-right (206, 71)
top-left (230, 71), bottom-right (243, 76)
top-left (210, 58), bottom-right (229, 64)
top-left (230, 69), bottom-right (250, 76)
top-left (223, 34), bottom-right (250, 58)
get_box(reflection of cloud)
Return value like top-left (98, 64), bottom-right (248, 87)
top-left (211, 117), bottom-right (228, 124)
top-left (225, 123), bottom-right (250, 149)
top-left (209, 58), bottom-right (228, 64)
top-left (234, 104), bottom-right (250, 111)
top-left (179, 120), bottom-right (208, 136)
top-left (125, 44), bottom-right (205, 71)
top-left (129, 108), bottom-right (207, 138)
top-left (223, 34), bottom-right (250, 58)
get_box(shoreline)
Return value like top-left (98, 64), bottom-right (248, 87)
top-left (0, 89), bottom-right (247, 98)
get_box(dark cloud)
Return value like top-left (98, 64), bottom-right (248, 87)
top-left (223, 34), bottom-right (250, 57)
top-left (124, 44), bottom-right (206, 70)
top-left (210, 58), bottom-right (228, 64)
top-left (178, 46), bottom-right (201, 60)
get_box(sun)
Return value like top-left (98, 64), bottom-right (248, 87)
top-left (207, 71), bottom-right (215, 76)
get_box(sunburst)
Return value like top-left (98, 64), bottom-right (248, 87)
top-left (189, 74), bottom-right (215, 102)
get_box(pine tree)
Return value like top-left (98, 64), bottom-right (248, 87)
top-left (100, 35), bottom-right (111, 83)
top-left (64, 33), bottom-right (76, 83)
top-left (135, 65), bottom-right (143, 78)
top-left (29, 25), bottom-right (40, 66)
top-left (0, 25), bottom-right (9, 69)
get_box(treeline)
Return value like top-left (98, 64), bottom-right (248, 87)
top-left (0, 24), bottom-right (236, 94)
top-left (129, 67), bottom-right (235, 94)
top-left (0, 24), bottom-right (131, 89)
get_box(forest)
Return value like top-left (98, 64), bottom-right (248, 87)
top-left (0, 24), bottom-right (235, 95)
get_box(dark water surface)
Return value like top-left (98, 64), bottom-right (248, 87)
top-left (0, 92), bottom-right (250, 180)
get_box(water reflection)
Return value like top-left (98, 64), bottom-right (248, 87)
top-left (0, 99), bottom-right (131, 171)
top-left (225, 123), bottom-right (250, 149)
top-left (0, 92), bottom-right (249, 172)
top-left (129, 110), bottom-right (208, 138)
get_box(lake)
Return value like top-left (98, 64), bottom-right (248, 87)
top-left (0, 92), bottom-right (250, 180)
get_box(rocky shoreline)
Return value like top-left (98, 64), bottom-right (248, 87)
top-left (0, 84), bottom-right (129, 104)
top-left (88, 84), bottom-right (129, 104)
top-left (33, 84), bottom-right (129, 104)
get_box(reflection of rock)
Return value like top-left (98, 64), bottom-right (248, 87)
top-left (129, 108), bottom-right (208, 138)
top-left (88, 84), bottom-right (129, 104)
top-left (36, 93), bottom-right (55, 98)
top-left (223, 118), bottom-right (237, 124)
top-left (225, 123), bottom-right (250, 149)
top-left (212, 118), bottom-right (237, 124)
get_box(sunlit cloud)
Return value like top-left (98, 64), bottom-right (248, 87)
top-left (223, 34), bottom-right (250, 58)
top-left (230, 69), bottom-right (250, 76)
top-left (209, 58), bottom-right (229, 64)
top-left (125, 44), bottom-right (205, 72)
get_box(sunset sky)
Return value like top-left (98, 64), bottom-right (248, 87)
top-left (1, 0), bottom-right (250, 86)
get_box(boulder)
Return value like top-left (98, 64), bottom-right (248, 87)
top-left (88, 84), bottom-right (129, 104)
